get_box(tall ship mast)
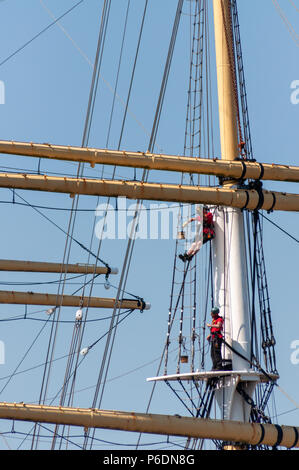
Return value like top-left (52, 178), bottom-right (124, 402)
top-left (0, 0), bottom-right (298, 452)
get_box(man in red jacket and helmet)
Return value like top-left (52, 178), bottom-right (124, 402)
top-left (179, 206), bottom-right (215, 262)
top-left (207, 307), bottom-right (224, 370)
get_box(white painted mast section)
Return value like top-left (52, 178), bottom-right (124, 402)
top-left (213, 0), bottom-right (253, 422)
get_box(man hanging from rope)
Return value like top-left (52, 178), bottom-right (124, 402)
top-left (207, 307), bottom-right (224, 371)
top-left (179, 206), bottom-right (215, 262)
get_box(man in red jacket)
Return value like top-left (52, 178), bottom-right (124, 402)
top-left (207, 307), bottom-right (224, 370)
top-left (202, 208), bottom-right (215, 244)
top-left (179, 206), bottom-right (215, 262)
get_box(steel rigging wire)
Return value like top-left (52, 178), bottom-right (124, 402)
top-left (16, 304), bottom-right (136, 450)
top-left (7, 190), bottom-right (110, 269)
top-left (165, 0), bottom-right (204, 374)
top-left (272, 0), bottom-right (299, 48)
top-left (0, 337), bottom-right (176, 403)
top-left (179, 0), bottom-right (206, 402)
top-left (169, 0), bottom-right (282, 450)
top-left (79, 2), bottom-right (190, 452)
top-left (6, 189), bottom-right (115, 445)
top-left (1, 198), bottom-right (299, 245)
top-left (141, 1), bottom-right (211, 449)
top-left (136, 0), bottom-right (218, 450)
top-left (31, 0), bottom-right (114, 449)
top-left (54, 0), bottom-right (138, 449)
top-left (51, 0), bottom-right (117, 440)
top-left (7, 0), bottom-right (296, 450)
top-left (81, 0), bottom-right (150, 450)
top-left (0, 0), bottom-right (85, 68)
top-left (229, 0), bottom-right (279, 436)
top-left (11, 275), bottom-right (103, 447)
top-left (0, 309), bottom-right (135, 393)
top-left (80, 6), bottom-right (143, 437)
top-left (162, 3), bottom-right (217, 444)
top-left (2, 426), bottom-right (186, 450)
top-left (51, 1), bottom-right (117, 446)
top-left (85, 0), bottom-right (185, 448)
top-left (21, 0), bottom-right (157, 450)
top-left (116, 0), bottom-right (187, 451)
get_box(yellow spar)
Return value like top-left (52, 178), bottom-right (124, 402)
top-left (0, 139), bottom-right (299, 182)
top-left (0, 171), bottom-right (298, 211)
top-left (0, 402), bottom-right (297, 449)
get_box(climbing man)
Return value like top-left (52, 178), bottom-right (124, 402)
top-left (207, 307), bottom-right (224, 371)
top-left (179, 206), bottom-right (215, 262)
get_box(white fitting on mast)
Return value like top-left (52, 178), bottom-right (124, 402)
top-left (226, 207), bottom-right (251, 370)
top-left (212, 206), bottom-right (251, 370)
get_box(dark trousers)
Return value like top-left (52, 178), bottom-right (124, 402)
top-left (211, 336), bottom-right (222, 370)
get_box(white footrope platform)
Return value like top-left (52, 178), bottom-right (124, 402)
top-left (146, 370), bottom-right (279, 383)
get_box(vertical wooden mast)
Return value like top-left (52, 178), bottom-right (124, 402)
top-left (212, 0), bottom-right (254, 426)
top-left (213, 0), bottom-right (239, 163)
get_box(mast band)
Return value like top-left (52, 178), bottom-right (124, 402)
top-left (240, 161), bottom-right (247, 180)
top-left (256, 424), bottom-right (265, 446)
top-left (258, 163), bottom-right (265, 180)
top-left (242, 190), bottom-right (250, 210)
top-left (289, 427), bottom-right (299, 449)
top-left (255, 187), bottom-right (264, 210)
top-left (273, 424), bottom-right (283, 447)
top-left (267, 192), bottom-right (276, 213)
top-left (137, 298), bottom-right (146, 312)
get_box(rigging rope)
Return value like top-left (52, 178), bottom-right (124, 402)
top-left (260, 212), bottom-right (299, 244)
top-left (220, 0), bottom-right (244, 156)
top-left (33, 0), bottom-right (114, 449)
top-left (162, 2), bottom-right (215, 441)
top-left (230, 0), bottom-right (278, 430)
top-left (83, 9), bottom-right (150, 439)
top-left (9, 190), bottom-right (110, 268)
top-left (272, 0), bottom-right (299, 48)
top-left (231, 0), bottom-right (253, 160)
top-left (167, 0), bottom-right (205, 374)
top-left (84, 0), bottom-right (150, 450)
top-left (133, 0), bottom-right (187, 449)
top-left (105, 0), bottom-right (131, 149)
top-left (0, 318), bottom-right (51, 396)
top-left (0, 0), bottom-right (85, 68)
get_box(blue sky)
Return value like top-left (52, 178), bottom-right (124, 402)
top-left (0, 0), bottom-right (298, 450)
